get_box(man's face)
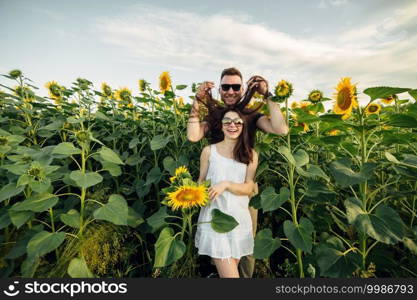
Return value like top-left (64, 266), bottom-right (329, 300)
top-left (219, 75), bottom-right (243, 106)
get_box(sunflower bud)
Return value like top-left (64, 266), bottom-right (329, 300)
top-left (9, 69), bottom-right (22, 78)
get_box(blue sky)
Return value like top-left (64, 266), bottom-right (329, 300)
top-left (1, 0), bottom-right (416, 104)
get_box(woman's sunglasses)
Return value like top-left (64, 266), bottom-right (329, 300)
top-left (221, 84), bottom-right (241, 92)
top-left (222, 117), bottom-right (244, 127)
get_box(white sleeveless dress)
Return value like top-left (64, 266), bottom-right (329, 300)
top-left (194, 144), bottom-right (254, 260)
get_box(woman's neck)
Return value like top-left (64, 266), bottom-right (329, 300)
top-left (220, 137), bottom-right (237, 149)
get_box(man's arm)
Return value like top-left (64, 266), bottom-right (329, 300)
top-left (186, 99), bottom-right (208, 142)
top-left (256, 99), bottom-right (289, 135)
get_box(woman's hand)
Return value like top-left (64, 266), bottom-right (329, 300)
top-left (208, 181), bottom-right (229, 201)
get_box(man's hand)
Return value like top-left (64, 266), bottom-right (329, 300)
top-left (247, 75), bottom-right (269, 97)
top-left (208, 181), bottom-right (229, 201)
top-left (196, 81), bottom-right (215, 102)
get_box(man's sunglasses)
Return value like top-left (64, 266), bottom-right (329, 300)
top-left (221, 117), bottom-right (244, 127)
top-left (221, 84), bottom-right (241, 92)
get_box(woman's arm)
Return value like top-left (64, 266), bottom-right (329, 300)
top-left (208, 150), bottom-right (258, 200)
top-left (197, 145), bottom-right (210, 184)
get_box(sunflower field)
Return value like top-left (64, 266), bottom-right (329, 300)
top-left (0, 69), bottom-right (416, 278)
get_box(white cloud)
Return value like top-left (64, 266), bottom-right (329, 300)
top-left (94, 3), bottom-right (417, 103)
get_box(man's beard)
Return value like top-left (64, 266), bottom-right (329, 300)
top-left (222, 94), bottom-right (241, 106)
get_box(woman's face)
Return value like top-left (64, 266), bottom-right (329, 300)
top-left (221, 111), bottom-right (244, 140)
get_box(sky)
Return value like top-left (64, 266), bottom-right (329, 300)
top-left (1, 0), bottom-right (416, 105)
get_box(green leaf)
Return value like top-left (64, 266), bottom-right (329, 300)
top-left (253, 229), bottom-right (281, 259)
top-left (363, 86), bottom-right (411, 101)
top-left (163, 156), bottom-right (181, 175)
top-left (99, 146), bottom-right (124, 165)
top-left (0, 207), bottom-right (12, 229)
top-left (68, 257), bottom-right (95, 278)
top-left (127, 207), bottom-right (145, 228)
top-left (329, 159), bottom-right (376, 187)
top-left (0, 183), bottom-right (24, 203)
top-left (388, 114), bottom-right (417, 128)
top-left (5, 226), bottom-right (43, 259)
top-left (385, 152), bottom-right (400, 164)
top-left (283, 217), bottom-right (314, 254)
top-left (146, 206), bottom-right (169, 233)
top-left (69, 171), bottom-right (103, 189)
top-left (9, 210), bottom-right (34, 229)
top-left (277, 146), bottom-right (296, 165)
top-left (27, 231), bottom-right (66, 258)
top-left (150, 135), bottom-right (170, 151)
top-left (145, 167), bottom-right (162, 185)
top-left (10, 193), bottom-right (59, 212)
top-left (101, 161), bottom-right (122, 176)
top-left (293, 149), bottom-right (309, 167)
top-left (345, 197), bottom-right (405, 244)
top-left (176, 85), bottom-right (187, 90)
top-left (21, 255), bottom-right (40, 277)
top-left (153, 227), bottom-right (186, 268)
top-left (316, 244), bottom-right (361, 277)
top-left (1, 163), bottom-right (29, 175)
top-left (93, 194), bottom-right (128, 226)
top-left (94, 111), bottom-right (110, 121)
top-left (260, 186), bottom-right (289, 212)
top-left (297, 164), bottom-right (330, 182)
top-left (211, 209), bottom-right (239, 233)
top-left (52, 142), bottom-right (81, 156)
top-left (60, 209), bottom-right (80, 228)
top-left (408, 89), bottom-right (417, 101)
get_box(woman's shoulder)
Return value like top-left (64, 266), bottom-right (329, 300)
top-left (201, 145), bottom-right (211, 156)
top-left (251, 148), bottom-right (258, 161)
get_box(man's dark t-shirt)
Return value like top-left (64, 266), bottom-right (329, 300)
top-left (204, 112), bottom-right (263, 148)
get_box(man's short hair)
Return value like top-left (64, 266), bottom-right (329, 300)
top-left (221, 67), bottom-right (242, 81)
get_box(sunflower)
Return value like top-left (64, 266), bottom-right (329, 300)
top-left (274, 80), bottom-right (293, 101)
top-left (341, 113), bottom-right (351, 120)
top-left (159, 71), bottom-right (172, 94)
top-left (365, 103), bottom-right (381, 115)
top-left (308, 90), bottom-right (323, 102)
top-left (176, 97), bottom-right (184, 107)
top-left (14, 86), bottom-right (35, 102)
top-left (175, 166), bottom-right (188, 176)
top-left (114, 87), bottom-right (132, 102)
top-left (169, 165), bottom-right (189, 183)
top-left (328, 129), bottom-right (340, 136)
top-left (127, 102), bottom-right (134, 108)
top-left (101, 83), bottom-right (112, 97)
top-left (291, 101), bottom-right (300, 109)
top-left (380, 95), bottom-right (397, 105)
top-left (138, 79), bottom-right (147, 92)
top-left (45, 81), bottom-right (64, 102)
top-left (166, 185), bottom-right (209, 210)
top-left (333, 77), bottom-right (358, 115)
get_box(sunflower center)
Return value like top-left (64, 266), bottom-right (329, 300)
top-left (369, 105), bottom-right (378, 112)
top-left (337, 87), bottom-right (352, 110)
top-left (179, 190), bottom-right (195, 202)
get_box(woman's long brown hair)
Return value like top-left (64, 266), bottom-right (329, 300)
top-left (195, 82), bottom-right (263, 164)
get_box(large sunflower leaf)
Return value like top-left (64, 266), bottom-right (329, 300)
top-left (153, 227), bottom-right (186, 268)
top-left (345, 197), bottom-right (405, 244)
top-left (260, 186), bottom-right (289, 212)
top-left (253, 228), bottom-right (281, 259)
top-left (283, 217), bottom-right (314, 254)
top-left (27, 231), bottom-right (66, 258)
top-left (93, 194), bottom-right (128, 226)
top-left (363, 86), bottom-right (411, 101)
top-left (211, 209), bottom-right (239, 233)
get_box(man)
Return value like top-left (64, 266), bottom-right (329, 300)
top-left (187, 67), bottom-right (288, 278)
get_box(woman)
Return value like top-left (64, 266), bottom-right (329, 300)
top-left (195, 108), bottom-right (258, 278)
